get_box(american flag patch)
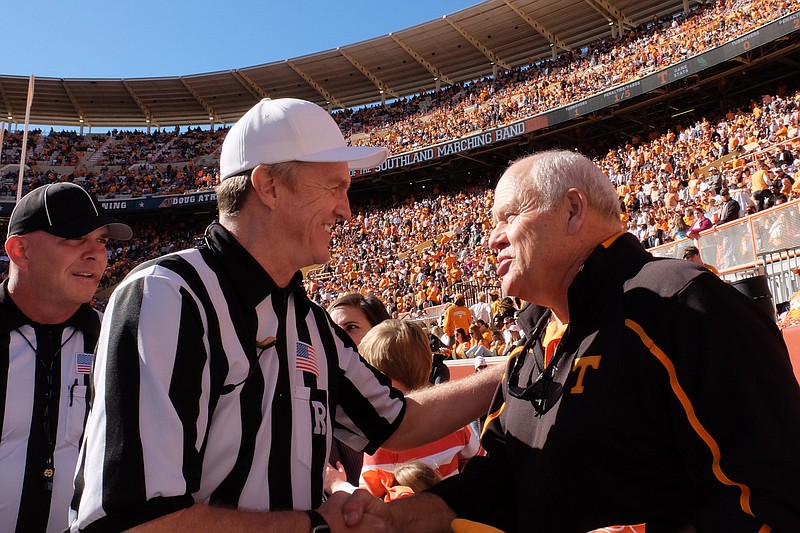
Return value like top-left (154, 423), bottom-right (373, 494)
top-left (76, 352), bottom-right (94, 374)
top-left (296, 342), bottom-right (319, 376)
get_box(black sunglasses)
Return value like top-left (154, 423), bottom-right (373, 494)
top-left (508, 353), bottom-right (564, 415)
top-left (506, 309), bottom-right (565, 416)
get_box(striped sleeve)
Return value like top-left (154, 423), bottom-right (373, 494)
top-left (319, 310), bottom-right (406, 455)
top-left (72, 261), bottom-right (206, 531)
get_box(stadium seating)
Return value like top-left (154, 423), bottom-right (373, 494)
top-left (1, 0), bottom-right (800, 326)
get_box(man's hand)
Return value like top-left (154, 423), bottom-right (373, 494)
top-left (320, 490), bottom-right (392, 532)
top-left (325, 461), bottom-right (355, 494)
top-left (323, 489), bottom-right (456, 533)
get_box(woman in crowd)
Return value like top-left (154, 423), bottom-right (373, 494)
top-left (489, 330), bottom-right (506, 357)
top-left (670, 211), bottom-right (689, 241)
top-left (465, 324), bottom-right (493, 359)
top-left (325, 292), bottom-right (392, 487)
top-left (452, 328), bottom-right (471, 359)
top-left (686, 206), bottom-right (713, 238)
top-left (328, 293), bottom-right (391, 346)
top-left (493, 297), bottom-right (518, 323)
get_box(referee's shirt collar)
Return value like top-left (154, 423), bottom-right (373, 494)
top-left (203, 222), bottom-right (306, 305)
top-left (0, 278), bottom-right (99, 334)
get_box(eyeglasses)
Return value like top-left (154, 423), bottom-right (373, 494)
top-left (506, 309), bottom-right (564, 416)
top-left (507, 343), bottom-right (564, 416)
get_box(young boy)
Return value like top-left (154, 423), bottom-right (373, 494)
top-left (326, 319), bottom-right (480, 493)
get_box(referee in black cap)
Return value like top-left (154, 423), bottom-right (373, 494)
top-left (0, 183), bottom-right (131, 533)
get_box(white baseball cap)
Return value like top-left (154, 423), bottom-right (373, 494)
top-left (220, 98), bottom-right (389, 180)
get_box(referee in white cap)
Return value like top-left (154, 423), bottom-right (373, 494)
top-left (70, 98), bottom-right (503, 532)
top-left (0, 183), bottom-right (131, 533)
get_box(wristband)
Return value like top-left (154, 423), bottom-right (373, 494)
top-left (306, 509), bottom-right (330, 532)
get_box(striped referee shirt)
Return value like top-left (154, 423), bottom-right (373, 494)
top-left (0, 281), bottom-right (100, 533)
top-left (71, 223), bottom-right (406, 531)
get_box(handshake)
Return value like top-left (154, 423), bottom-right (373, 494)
top-left (317, 490), bottom-right (452, 533)
top-left (317, 491), bottom-right (501, 533)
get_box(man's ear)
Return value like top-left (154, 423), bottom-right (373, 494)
top-left (5, 235), bottom-right (29, 269)
top-left (250, 164), bottom-right (278, 209)
top-left (565, 188), bottom-right (588, 235)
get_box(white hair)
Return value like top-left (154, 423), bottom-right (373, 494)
top-left (511, 150), bottom-right (621, 221)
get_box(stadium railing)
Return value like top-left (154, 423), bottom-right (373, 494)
top-left (649, 197), bottom-right (800, 308)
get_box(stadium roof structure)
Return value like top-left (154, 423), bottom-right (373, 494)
top-left (0, 0), bottom-right (689, 129)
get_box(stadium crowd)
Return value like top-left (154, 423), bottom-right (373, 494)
top-left (2, 0), bottom-right (798, 200)
top-left (334, 0), bottom-right (799, 154)
top-left (1, 0), bottom-right (799, 320)
top-left (3, 88), bottom-right (800, 319)
top-left (0, 128), bottom-right (220, 199)
top-left (288, 85), bottom-right (800, 319)
top-left (133, 88), bottom-right (800, 319)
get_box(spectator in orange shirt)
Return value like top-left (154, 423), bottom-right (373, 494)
top-left (452, 328), bottom-right (472, 360)
top-left (489, 330), bottom-right (506, 357)
top-left (426, 281), bottom-right (441, 306)
top-left (442, 293), bottom-right (472, 342)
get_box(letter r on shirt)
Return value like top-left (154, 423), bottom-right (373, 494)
top-left (311, 400), bottom-right (327, 435)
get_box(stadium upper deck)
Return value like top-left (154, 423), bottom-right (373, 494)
top-left (1, 0), bottom-right (701, 129)
top-left (2, 0), bottom-right (800, 208)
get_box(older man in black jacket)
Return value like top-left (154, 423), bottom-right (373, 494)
top-left (337, 150), bottom-right (800, 533)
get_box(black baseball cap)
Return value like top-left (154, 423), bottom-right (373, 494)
top-left (7, 183), bottom-right (132, 241)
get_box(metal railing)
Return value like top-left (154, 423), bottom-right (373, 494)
top-left (650, 198), bottom-right (800, 307)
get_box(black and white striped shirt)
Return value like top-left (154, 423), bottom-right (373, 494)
top-left (0, 281), bottom-right (100, 533)
top-left (71, 223), bottom-right (406, 531)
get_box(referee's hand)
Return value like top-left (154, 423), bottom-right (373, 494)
top-left (321, 489), bottom-right (391, 532)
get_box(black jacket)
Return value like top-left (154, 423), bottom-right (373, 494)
top-left (716, 198), bottom-right (741, 225)
top-left (429, 233), bottom-right (800, 532)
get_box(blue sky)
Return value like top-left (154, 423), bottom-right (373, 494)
top-left (5, 0), bottom-right (480, 79)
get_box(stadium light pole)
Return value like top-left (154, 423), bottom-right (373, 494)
top-left (16, 74), bottom-right (35, 203)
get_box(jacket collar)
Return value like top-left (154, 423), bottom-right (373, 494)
top-left (202, 222), bottom-right (307, 307)
top-left (568, 232), bottom-right (652, 325)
